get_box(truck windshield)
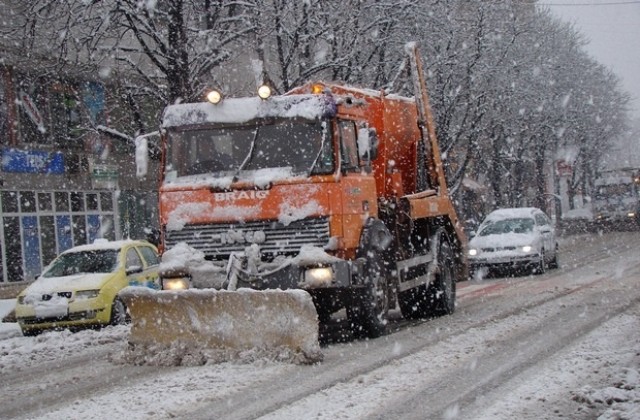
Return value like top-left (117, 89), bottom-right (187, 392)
top-left (165, 119), bottom-right (334, 179)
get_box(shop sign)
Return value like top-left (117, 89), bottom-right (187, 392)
top-left (1, 148), bottom-right (65, 174)
top-left (556, 159), bottom-right (573, 177)
top-left (18, 90), bottom-right (46, 133)
top-left (91, 163), bottom-right (118, 189)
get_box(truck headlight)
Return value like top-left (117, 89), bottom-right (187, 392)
top-left (627, 212), bottom-right (636, 218)
top-left (304, 267), bottom-right (334, 286)
top-left (468, 248), bottom-right (478, 256)
top-left (257, 84), bottom-right (272, 99)
top-left (162, 277), bottom-right (190, 290)
top-left (206, 89), bottom-right (222, 104)
top-left (521, 245), bottom-right (533, 253)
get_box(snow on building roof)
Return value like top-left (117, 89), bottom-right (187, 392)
top-left (162, 95), bottom-right (336, 128)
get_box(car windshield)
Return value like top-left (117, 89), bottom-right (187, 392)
top-left (478, 218), bottom-right (534, 236)
top-left (165, 119), bottom-right (334, 178)
top-left (42, 250), bottom-right (120, 277)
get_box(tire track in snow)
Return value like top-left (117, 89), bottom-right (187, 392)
top-left (185, 236), bottom-right (640, 419)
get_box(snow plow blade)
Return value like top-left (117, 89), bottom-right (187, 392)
top-left (118, 287), bottom-right (323, 365)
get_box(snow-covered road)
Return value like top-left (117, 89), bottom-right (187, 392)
top-left (1, 231), bottom-right (639, 419)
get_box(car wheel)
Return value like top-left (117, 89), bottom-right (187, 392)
top-left (110, 298), bottom-right (128, 326)
top-left (533, 250), bottom-right (546, 275)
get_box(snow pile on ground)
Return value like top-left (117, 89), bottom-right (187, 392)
top-left (0, 324), bottom-right (128, 375)
top-left (572, 368), bottom-right (640, 419)
top-left (0, 299), bottom-right (20, 340)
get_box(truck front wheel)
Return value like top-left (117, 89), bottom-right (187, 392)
top-left (348, 255), bottom-right (389, 339)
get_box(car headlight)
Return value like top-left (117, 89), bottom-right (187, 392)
top-left (304, 267), bottom-right (334, 286)
top-left (75, 289), bottom-right (100, 299)
top-left (468, 248), bottom-right (478, 256)
top-left (627, 212), bottom-right (636, 218)
top-left (162, 277), bottom-right (190, 290)
top-left (521, 245), bottom-right (533, 253)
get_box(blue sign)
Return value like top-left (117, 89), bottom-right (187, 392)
top-left (1, 148), bottom-right (65, 174)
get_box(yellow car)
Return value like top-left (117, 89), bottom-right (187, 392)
top-left (15, 239), bottom-right (160, 336)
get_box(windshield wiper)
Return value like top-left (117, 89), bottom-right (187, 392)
top-left (234, 127), bottom-right (259, 180)
top-left (308, 130), bottom-right (328, 175)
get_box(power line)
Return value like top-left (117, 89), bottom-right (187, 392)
top-left (538, 1), bottom-right (640, 5)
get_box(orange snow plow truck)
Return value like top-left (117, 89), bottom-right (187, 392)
top-left (120, 44), bottom-right (467, 363)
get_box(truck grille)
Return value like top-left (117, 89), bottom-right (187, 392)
top-left (165, 217), bottom-right (331, 259)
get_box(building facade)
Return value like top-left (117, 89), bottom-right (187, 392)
top-left (0, 63), bottom-right (159, 285)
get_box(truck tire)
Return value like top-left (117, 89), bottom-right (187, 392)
top-left (398, 235), bottom-right (456, 318)
top-left (347, 255), bottom-right (389, 338)
top-left (427, 239), bottom-right (456, 316)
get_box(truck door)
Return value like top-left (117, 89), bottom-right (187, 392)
top-left (338, 120), bottom-right (378, 247)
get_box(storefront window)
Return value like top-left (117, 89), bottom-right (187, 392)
top-left (37, 192), bottom-right (52, 212)
top-left (55, 191), bottom-right (69, 212)
top-left (1, 191), bottom-right (18, 213)
top-left (19, 191), bottom-right (36, 212)
top-left (71, 191), bottom-right (85, 212)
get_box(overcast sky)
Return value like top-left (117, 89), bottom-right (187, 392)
top-left (540, 0), bottom-right (640, 120)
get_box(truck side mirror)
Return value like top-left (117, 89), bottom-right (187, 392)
top-left (135, 136), bottom-right (148, 178)
top-left (134, 131), bottom-right (160, 179)
top-left (357, 128), bottom-right (379, 161)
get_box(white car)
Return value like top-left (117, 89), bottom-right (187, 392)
top-left (468, 207), bottom-right (559, 276)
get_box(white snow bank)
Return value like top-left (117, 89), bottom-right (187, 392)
top-left (0, 324), bottom-right (129, 375)
top-left (572, 368), bottom-right (640, 419)
top-left (0, 299), bottom-right (20, 340)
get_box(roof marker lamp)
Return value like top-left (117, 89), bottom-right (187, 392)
top-left (206, 89), bottom-right (222, 104)
top-left (257, 85), bottom-right (272, 99)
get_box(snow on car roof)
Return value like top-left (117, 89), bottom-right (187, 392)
top-left (61, 239), bottom-right (148, 254)
top-left (162, 94), bottom-right (336, 128)
top-left (485, 207), bottom-right (541, 220)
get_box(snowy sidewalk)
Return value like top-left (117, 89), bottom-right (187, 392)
top-left (0, 299), bottom-right (21, 339)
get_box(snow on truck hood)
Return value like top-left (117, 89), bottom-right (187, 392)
top-left (23, 273), bottom-right (112, 296)
top-left (162, 95), bottom-right (337, 127)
